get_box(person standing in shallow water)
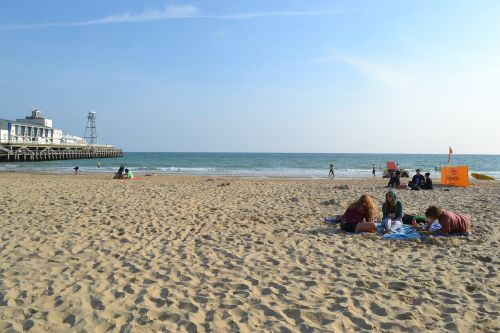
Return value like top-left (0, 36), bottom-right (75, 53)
top-left (329, 164), bottom-right (334, 178)
top-left (372, 164), bottom-right (376, 178)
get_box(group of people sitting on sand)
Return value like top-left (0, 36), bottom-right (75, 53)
top-left (114, 164), bottom-right (133, 179)
top-left (338, 191), bottom-right (470, 236)
top-left (387, 168), bottom-right (433, 190)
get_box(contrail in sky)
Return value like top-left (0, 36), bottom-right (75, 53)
top-left (0, 5), bottom-right (351, 31)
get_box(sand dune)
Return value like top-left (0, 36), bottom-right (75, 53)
top-left (0, 173), bottom-right (498, 332)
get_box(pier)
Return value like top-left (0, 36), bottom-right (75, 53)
top-left (0, 110), bottom-right (123, 162)
top-left (0, 143), bottom-right (123, 162)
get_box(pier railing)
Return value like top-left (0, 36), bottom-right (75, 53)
top-left (0, 138), bottom-right (115, 148)
top-left (0, 142), bottom-right (123, 162)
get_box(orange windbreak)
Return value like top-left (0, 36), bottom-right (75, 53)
top-left (441, 165), bottom-right (469, 187)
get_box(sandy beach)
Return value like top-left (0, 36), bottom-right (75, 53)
top-left (0, 172), bottom-right (498, 332)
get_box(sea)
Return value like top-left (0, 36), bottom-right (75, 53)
top-left (0, 153), bottom-right (499, 179)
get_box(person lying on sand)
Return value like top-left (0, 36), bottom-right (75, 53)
top-left (340, 194), bottom-right (377, 233)
top-left (423, 205), bottom-right (471, 235)
top-left (381, 190), bottom-right (403, 233)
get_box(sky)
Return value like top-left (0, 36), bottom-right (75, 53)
top-left (0, 0), bottom-right (499, 154)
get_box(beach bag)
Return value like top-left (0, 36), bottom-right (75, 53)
top-left (402, 214), bottom-right (426, 225)
top-left (402, 214), bottom-right (414, 224)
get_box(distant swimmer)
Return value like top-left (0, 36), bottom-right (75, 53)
top-left (329, 164), bottom-right (335, 178)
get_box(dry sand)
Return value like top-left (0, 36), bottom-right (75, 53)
top-left (0, 172), bottom-right (498, 332)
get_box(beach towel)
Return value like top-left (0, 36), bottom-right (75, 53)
top-left (323, 216), bottom-right (341, 224)
top-left (429, 221), bottom-right (441, 232)
top-left (377, 223), bottom-right (423, 240)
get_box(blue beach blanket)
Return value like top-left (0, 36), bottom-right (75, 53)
top-left (377, 223), bottom-right (423, 240)
top-left (323, 217), bottom-right (468, 239)
top-left (323, 216), bottom-right (340, 224)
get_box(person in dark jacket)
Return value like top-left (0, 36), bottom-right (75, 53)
top-left (114, 164), bottom-right (125, 179)
top-left (387, 170), bottom-right (401, 188)
top-left (329, 164), bottom-right (334, 178)
top-left (409, 169), bottom-right (425, 190)
top-left (422, 172), bottom-right (433, 190)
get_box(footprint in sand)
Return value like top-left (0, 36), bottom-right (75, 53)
top-left (23, 319), bottom-right (35, 331)
top-left (369, 302), bottom-right (388, 317)
top-left (90, 297), bottom-right (105, 310)
top-left (284, 308), bottom-right (303, 325)
top-left (179, 301), bottom-right (199, 313)
top-left (150, 297), bottom-right (168, 308)
top-left (158, 312), bottom-right (181, 323)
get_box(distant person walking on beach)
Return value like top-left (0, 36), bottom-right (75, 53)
top-left (329, 164), bottom-right (334, 178)
top-left (372, 164), bottom-right (376, 178)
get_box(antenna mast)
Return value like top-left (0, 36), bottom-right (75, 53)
top-left (84, 111), bottom-right (97, 144)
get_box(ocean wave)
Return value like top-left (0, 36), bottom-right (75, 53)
top-left (1, 152), bottom-right (499, 179)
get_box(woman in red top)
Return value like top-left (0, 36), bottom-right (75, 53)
top-left (424, 206), bottom-right (471, 235)
top-left (340, 194), bottom-right (378, 233)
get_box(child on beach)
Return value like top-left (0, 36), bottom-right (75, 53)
top-left (381, 190), bottom-right (403, 233)
top-left (424, 206), bottom-right (471, 235)
top-left (124, 168), bottom-right (134, 179)
top-left (340, 194), bottom-right (378, 233)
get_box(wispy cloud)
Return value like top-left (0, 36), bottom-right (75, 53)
top-left (213, 29), bottom-right (228, 38)
top-left (328, 49), bottom-right (414, 90)
top-left (0, 5), bottom-right (343, 31)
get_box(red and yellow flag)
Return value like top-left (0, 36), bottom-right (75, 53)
top-left (447, 146), bottom-right (453, 164)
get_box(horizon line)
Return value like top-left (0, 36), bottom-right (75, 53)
top-left (119, 151), bottom-right (500, 156)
